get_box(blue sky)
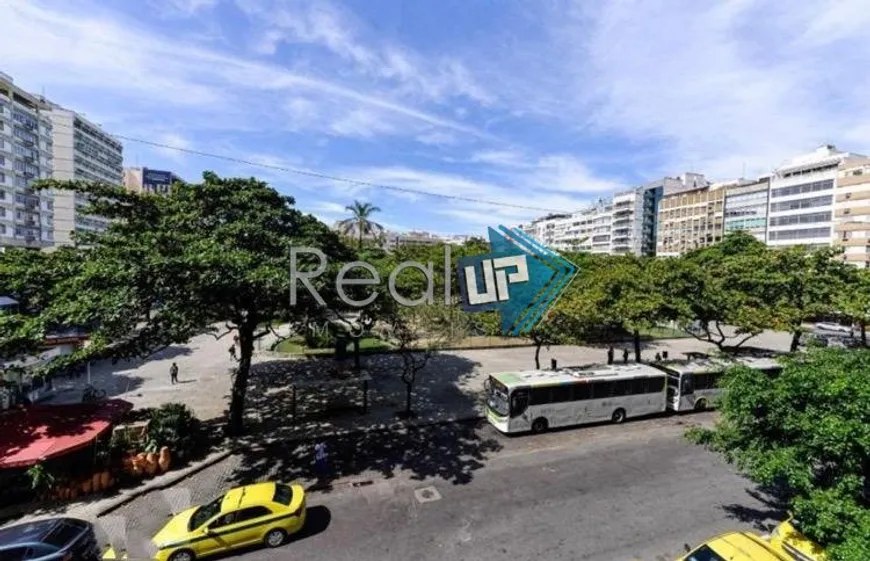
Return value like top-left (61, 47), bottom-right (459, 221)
top-left (2, 0), bottom-right (869, 236)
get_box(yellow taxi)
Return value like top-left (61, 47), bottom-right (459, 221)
top-left (769, 516), bottom-right (829, 560)
top-left (104, 482), bottom-right (306, 561)
top-left (678, 531), bottom-right (791, 561)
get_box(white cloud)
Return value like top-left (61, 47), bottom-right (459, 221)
top-left (233, 0), bottom-right (494, 106)
top-left (154, 133), bottom-right (192, 162)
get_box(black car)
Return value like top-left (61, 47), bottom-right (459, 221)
top-left (0, 517), bottom-right (100, 560)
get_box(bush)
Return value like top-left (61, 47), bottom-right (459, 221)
top-left (145, 403), bottom-right (201, 460)
top-left (304, 327), bottom-right (335, 349)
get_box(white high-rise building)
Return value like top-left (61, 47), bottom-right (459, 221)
top-left (766, 145), bottom-right (866, 249)
top-left (48, 105), bottom-right (123, 246)
top-left (0, 72), bottom-right (55, 250)
top-left (520, 199), bottom-right (613, 253)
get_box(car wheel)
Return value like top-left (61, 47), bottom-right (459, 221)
top-left (265, 528), bottom-right (287, 548)
top-left (168, 549), bottom-right (196, 561)
top-left (531, 418), bottom-right (548, 433)
top-left (611, 408), bottom-right (626, 424)
top-left (694, 399), bottom-right (707, 411)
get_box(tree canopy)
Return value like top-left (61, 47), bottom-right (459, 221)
top-left (20, 173), bottom-right (355, 434)
top-left (688, 348), bottom-right (870, 560)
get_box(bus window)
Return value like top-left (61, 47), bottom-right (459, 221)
top-left (631, 378), bottom-right (647, 395)
top-left (647, 377), bottom-right (665, 393)
top-left (530, 387), bottom-right (551, 405)
top-left (682, 375), bottom-right (694, 394)
top-left (551, 385), bottom-right (573, 403)
top-left (593, 381), bottom-right (614, 399)
top-left (613, 380), bottom-right (632, 396)
top-left (574, 384), bottom-right (591, 401)
top-left (510, 389), bottom-right (529, 418)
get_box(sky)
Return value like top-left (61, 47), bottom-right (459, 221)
top-left (1, 0), bottom-right (869, 236)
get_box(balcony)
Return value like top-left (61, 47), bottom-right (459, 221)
top-left (836, 190), bottom-right (870, 203)
top-left (835, 222), bottom-right (870, 232)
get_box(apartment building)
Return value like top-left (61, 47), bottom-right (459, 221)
top-left (766, 145), bottom-right (864, 250)
top-left (48, 105), bottom-right (123, 246)
top-left (656, 176), bottom-right (726, 257)
top-left (0, 72), bottom-right (55, 250)
top-left (834, 156), bottom-right (870, 268)
top-left (723, 177), bottom-right (770, 242)
top-left (610, 181), bottom-right (667, 256)
top-left (124, 167), bottom-right (181, 195)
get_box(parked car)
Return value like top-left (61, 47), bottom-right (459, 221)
top-left (813, 322), bottom-right (852, 334)
top-left (0, 517), bottom-right (101, 560)
top-left (769, 516), bottom-right (829, 561)
top-left (104, 482), bottom-right (306, 561)
top-left (678, 531), bottom-right (790, 560)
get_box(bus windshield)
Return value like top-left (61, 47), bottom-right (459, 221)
top-left (487, 377), bottom-right (509, 416)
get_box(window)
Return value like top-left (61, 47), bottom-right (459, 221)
top-left (771, 179), bottom-right (833, 198)
top-left (233, 506), bottom-right (272, 523)
top-left (631, 378), bottom-right (647, 394)
top-left (684, 545), bottom-right (726, 561)
top-left (573, 383), bottom-right (591, 401)
top-left (647, 377), bottom-right (665, 393)
top-left (43, 522), bottom-right (82, 548)
top-left (770, 195), bottom-right (832, 213)
top-left (551, 385), bottom-right (573, 403)
top-left (592, 381), bottom-right (614, 399)
top-left (768, 227), bottom-right (831, 241)
top-left (530, 387), bottom-right (551, 405)
top-left (769, 211), bottom-right (831, 227)
top-left (613, 379), bottom-right (633, 396)
top-left (210, 511), bottom-right (240, 529)
top-left (189, 496), bottom-right (223, 530)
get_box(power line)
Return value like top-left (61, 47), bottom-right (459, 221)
top-left (38, 120), bottom-right (564, 213)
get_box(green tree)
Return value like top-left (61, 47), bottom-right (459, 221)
top-left (32, 173), bottom-right (354, 435)
top-left (835, 266), bottom-right (870, 346)
top-left (687, 349), bottom-right (870, 560)
top-left (384, 303), bottom-right (465, 417)
top-left (763, 246), bottom-right (851, 351)
top-left (660, 232), bottom-right (777, 351)
top-left (337, 200), bottom-right (384, 249)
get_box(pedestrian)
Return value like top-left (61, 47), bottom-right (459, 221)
top-left (169, 362), bottom-right (179, 385)
top-left (655, 352), bottom-right (662, 362)
top-left (607, 347), bottom-right (614, 365)
top-left (314, 441), bottom-right (329, 479)
top-left (622, 348), bottom-right (629, 363)
top-left (229, 344), bottom-right (237, 361)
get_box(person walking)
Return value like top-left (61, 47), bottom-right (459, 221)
top-left (654, 352), bottom-right (662, 362)
top-left (314, 441), bottom-right (329, 479)
top-left (622, 348), bottom-right (629, 363)
top-left (169, 362), bottom-right (179, 385)
top-left (607, 347), bottom-right (615, 365)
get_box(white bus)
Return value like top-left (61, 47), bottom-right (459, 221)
top-left (653, 353), bottom-right (783, 412)
top-left (485, 363), bottom-right (668, 434)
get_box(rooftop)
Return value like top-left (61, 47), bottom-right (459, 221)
top-left (492, 363), bottom-right (666, 387)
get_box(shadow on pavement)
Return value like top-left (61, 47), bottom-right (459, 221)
top-left (721, 487), bottom-right (788, 532)
top-left (228, 351), bottom-right (501, 490)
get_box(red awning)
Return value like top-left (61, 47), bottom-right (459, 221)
top-left (0, 399), bottom-right (133, 469)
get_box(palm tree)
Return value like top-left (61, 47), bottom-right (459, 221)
top-left (337, 201), bottom-right (384, 248)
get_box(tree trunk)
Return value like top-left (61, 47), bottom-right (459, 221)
top-left (404, 381), bottom-right (413, 415)
top-left (633, 330), bottom-right (641, 362)
top-left (353, 338), bottom-right (361, 370)
top-left (790, 330), bottom-right (802, 352)
top-left (534, 343), bottom-right (542, 370)
top-left (227, 324), bottom-right (255, 436)
top-left (862, 323), bottom-right (867, 347)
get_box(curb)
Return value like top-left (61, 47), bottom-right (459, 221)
top-left (94, 448), bottom-right (233, 517)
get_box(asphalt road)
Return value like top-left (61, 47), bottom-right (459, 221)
top-left (107, 413), bottom-right (784, 561)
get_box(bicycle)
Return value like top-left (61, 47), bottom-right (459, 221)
top-left (82, 385), bottom-right (107, 403)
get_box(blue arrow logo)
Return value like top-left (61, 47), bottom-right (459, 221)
top-left (457, 225), bottom-right (578, 335)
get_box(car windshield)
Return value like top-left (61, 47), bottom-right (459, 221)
top-left (189, 497), bottom-right (223, 531)
top-left (685, 545), bottom-right (727, 561)
top-left (487, 378), bottom-right (509, 416)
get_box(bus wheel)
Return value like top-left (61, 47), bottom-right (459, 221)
top-left (531, 418), bottom-right (548, 433)
top-left (694, 399), bottom-right (707, 411)
top-left (611, 408), bottom-right (626, 424)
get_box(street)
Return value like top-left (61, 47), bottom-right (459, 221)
top-left (106, 413), bottom-right (784, 561)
